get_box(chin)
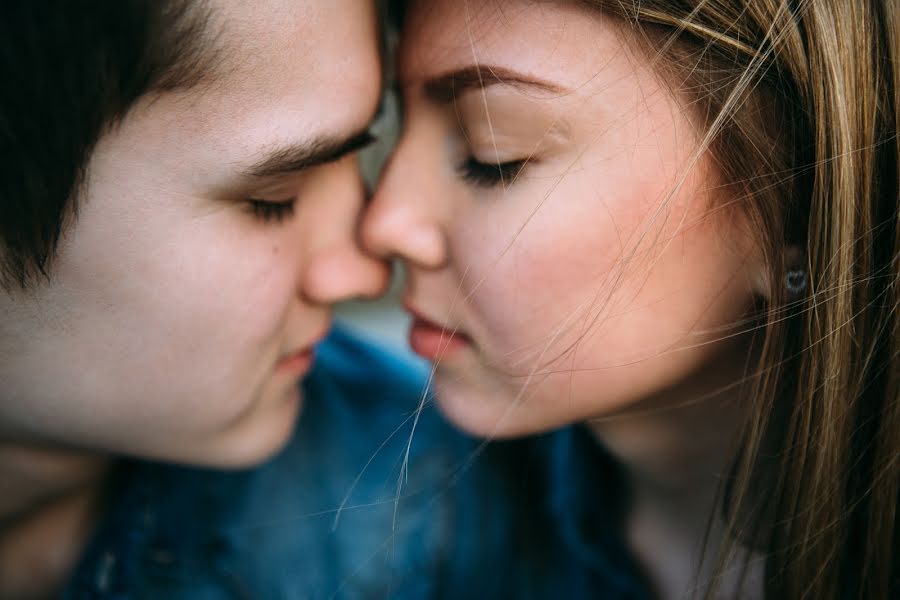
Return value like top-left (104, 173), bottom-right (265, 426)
top-left (433, 370), bottom-right (611, 440)
top-left (181, 385), bottom-right (304, 469)
top-left (432, 380), bottom-right (555, 440)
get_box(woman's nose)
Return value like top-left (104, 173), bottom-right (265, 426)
top-left (361, 153), bottom-right (447, 270)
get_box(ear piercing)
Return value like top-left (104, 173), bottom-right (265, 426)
top-left (786, 269), bottom-right (808, 296)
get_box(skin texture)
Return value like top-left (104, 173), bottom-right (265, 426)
top-left (364, 0), bottom-right (762, 439)
top-left (0, 0), bottom-right (387, 468)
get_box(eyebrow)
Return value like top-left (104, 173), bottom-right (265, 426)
top-left (243, 128), bottom-right (376, 180)
top-left (422, 65), bottom-right (566, 103)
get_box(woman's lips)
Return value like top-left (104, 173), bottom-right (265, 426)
top-left (408, 317), bottom-right (471, 360)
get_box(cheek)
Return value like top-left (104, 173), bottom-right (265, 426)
top-left (454, 174), bottom-right (655, 357)
top-left (457, 165), bottom-right (753, 376)
top-left (138, 230), bottom-right (298, 379)
top-left (59, 203), bottom-right (299, 399)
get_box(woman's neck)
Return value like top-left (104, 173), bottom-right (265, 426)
top-left (588, 341), bottom-right (764, 599)
top-left (0, 443), bottom-right (110, 599)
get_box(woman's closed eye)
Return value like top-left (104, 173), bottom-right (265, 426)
top-left (458, 156), bottom-right (528, 187)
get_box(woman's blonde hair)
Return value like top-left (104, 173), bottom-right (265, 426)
top-left (580, 1), bottom-right (898, 598)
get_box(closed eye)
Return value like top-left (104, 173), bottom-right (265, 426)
top-left (247, 198), bottom-right (296, 224)
top-left (458, 157), bottom-right (527, 187)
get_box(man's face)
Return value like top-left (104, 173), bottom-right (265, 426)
top-left (0, 0), bottom-right (387, 466)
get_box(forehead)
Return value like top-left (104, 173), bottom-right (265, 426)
top-left (103, 0), bottom-right (382, 187)
top-left (214, 0), bottom-right (379, 95)
top-left (398, 0), bottom-right (612, 87)
top-left (160, 0), bottom-right (381, 143)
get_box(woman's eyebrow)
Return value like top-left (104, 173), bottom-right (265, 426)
top-left (422, 65), bottom-right (566, 103)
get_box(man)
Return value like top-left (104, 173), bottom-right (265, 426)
top-left (0, 1), bottom-right (478, 597)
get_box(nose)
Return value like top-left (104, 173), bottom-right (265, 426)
top-left (301, 160), bottom-right (390, 304)
top-left (361, 146), bottom-right (448, 270)
top-left (302, 241), bottom-right (389, 303)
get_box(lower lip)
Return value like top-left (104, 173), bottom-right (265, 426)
top-left (409, 318), bottom-right (471, 360)
top-left (277, 349), bottom-right (315, 376)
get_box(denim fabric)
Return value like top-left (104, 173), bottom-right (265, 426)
top-left (64, 328), bottom-right (650, 599)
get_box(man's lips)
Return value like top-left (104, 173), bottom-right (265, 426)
top-left (276, 347), bottom-right (315, 375)
top-left (277, 325), bottom-right (329, 376)
top-left (404, 304), bottom-right (472, 360)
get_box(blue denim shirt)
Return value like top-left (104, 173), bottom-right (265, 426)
top-left (64, 328), bottom-right (650, 599)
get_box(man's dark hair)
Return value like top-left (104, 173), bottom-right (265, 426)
top-left (0, 1), bottom-right (220, 290)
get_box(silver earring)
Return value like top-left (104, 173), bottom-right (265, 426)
top-left (786, 269), bottom-right (808, 296)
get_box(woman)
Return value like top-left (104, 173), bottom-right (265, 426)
top-left (364, 1), bottom-right (899, 598)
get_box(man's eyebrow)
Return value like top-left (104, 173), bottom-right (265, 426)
top-left (422, 65), bottom-right (566, 103)
top-left (243, 128), bottom-right (376, 179)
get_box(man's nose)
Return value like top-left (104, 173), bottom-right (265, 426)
top-left (300, 161), bottom-right (390, 304)
top-left (301, 241), bottom-right (389, 304)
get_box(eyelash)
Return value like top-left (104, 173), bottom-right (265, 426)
top-left (248, 198), bottom-right (296, 224)
top-left (458, 157), bottom-right (527, 187)
top-left (243, 130), bottom-right (380, 225)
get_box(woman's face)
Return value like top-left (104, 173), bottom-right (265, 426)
top-left (364, 0), bottom-right (762, 438)
top-left (0, 0), bottom-right (387, 466)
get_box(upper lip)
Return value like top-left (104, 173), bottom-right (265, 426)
top-left (403, 300), bottom-right (470, 339)
top-left (280, 322), bottom-right (330, 361)
top-left (403, 300), bottom-right (442, 327)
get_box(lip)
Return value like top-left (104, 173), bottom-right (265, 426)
top-left (404, 302), bottom-right (472, 361)
top-left (277, 325), bottom-right (329, 377)
top-left (276, 347), bottom-right (315, 376)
